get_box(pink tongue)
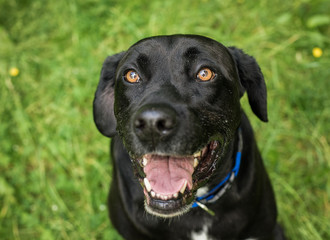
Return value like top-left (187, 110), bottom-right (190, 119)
top-left (144, 155), bottom-right (194, 195)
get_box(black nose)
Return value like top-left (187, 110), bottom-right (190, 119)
top-left (133, 106), bottom-right (177, 142)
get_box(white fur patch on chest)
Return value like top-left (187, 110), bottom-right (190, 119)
top-left (190, 223), bottom-right (213, 240)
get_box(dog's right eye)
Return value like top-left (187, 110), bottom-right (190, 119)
top-left (124, 70), bottom-right (140, 83)
top-left (196, 68), bottom-right (215, 82)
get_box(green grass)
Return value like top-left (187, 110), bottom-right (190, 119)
top-left (0, 0), bottom-right (329, 239)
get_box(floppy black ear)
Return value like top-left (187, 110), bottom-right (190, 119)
top-left (93, 52), bottom-right (126, 137)
top-left (228, 47), bottom-right (268, 122)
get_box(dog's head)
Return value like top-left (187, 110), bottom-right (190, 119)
top-left (93, 35), bottom-right (267, 218)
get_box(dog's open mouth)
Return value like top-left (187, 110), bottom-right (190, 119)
top-left (133, 141), bottom-right (221, 218)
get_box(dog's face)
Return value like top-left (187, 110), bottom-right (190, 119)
top-left (94, 35), bottom-right (267, 218)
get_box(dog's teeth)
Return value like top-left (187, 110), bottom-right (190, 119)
top-left (142, 157), bottom-right (148, 166)
top-left (144, 178), bottom-right (152, 192)
top-left (193, 152), bottom-right (201, 158)
top-left (180, 180), bottom-right (188, 194)
top-left (151, 191), bottom-right (156, 197)
top-left (194, 158), bottom-right (199, 168)
top-left (173, 192), bottom-right (178, 198)
top-left (156, 193), bottom-right (160, 198)
top-left (163, 195), bottom-right (168, 200)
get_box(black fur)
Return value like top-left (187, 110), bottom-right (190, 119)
top-left (93, 52), bottom-right (125, 137)
top-left (93, 35), bottom-right (285, 240)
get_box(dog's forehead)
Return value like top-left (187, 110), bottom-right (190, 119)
top-left (127, 35), bottom-right (230, 61)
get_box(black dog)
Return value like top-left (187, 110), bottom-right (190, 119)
top-left (93, 35), bottom-right (285, 240)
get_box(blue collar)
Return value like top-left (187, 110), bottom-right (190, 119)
top-left (191, 128), bottom-right (243, 213)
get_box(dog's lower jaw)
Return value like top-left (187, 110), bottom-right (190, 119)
top-left (144, 201), bottom-right (193, 218)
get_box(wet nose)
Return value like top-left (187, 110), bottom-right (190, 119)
top-left (133, 106), bottom-right (177, 142)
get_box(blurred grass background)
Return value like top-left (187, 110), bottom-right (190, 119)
top-left (0, 0), bottom-right (329, 239)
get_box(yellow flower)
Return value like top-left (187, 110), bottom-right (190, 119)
top-left (312, 47), bottom-right (323, 58)
top-left (9, 67), bottom-right (20, 77)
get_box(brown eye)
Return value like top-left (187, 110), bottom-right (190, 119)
top-left (197, 68), bottom-right (215, 81)
top-left (125, 70), bottom-right (140, 83)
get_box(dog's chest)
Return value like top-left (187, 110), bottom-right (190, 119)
top-left (190, 222), bottom-right (213, 240)
top-left (189, 220), bottom-right (259, 240)
top-left (190, 226), bottom-right (258, 240)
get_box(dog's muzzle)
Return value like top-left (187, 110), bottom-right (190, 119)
top-left (129, 104), bottom-right (224, 217)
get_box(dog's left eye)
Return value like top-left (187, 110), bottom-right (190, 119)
top-left (124, 70), bottom-right (140, 83)
top-left (197, 68), bottom-right (215, 82)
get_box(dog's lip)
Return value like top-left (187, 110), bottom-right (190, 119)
top-left (132, 140), bottom-right (221, 217)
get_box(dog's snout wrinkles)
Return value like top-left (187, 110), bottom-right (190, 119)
top-left (134, 106), bottom-right (177, 142)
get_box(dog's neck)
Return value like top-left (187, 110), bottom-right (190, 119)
top-left (191, 128), bottom-right (243, 214)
